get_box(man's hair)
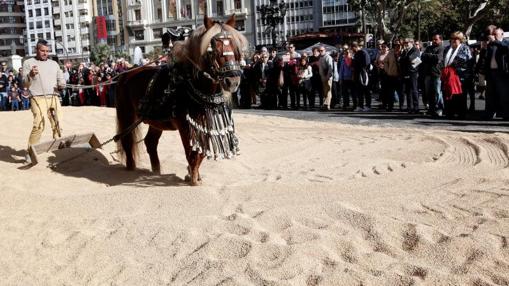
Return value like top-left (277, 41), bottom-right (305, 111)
top-left (36, 39), bottom-right (49, 50)
top-left (433, 34), bottom-right (442, 40)
top-left (351, 42), bottom-right (359, 49)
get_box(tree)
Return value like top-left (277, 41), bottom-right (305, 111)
top-left (348, 0), bottom-right (509, 43)
top-left (90, 44), bottom-right (111, 65)
top-left (348, 0), bottom-right (421, 42)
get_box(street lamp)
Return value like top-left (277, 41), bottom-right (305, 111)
top-left (257, 0), bottom-right (288, 50)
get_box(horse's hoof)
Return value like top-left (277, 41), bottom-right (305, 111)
top-left (152, 167), bottom-right (161, 175)
top-left (190, 180), bottom-right (202, 186)
top-left (184, 174), bottom-right (191, 182)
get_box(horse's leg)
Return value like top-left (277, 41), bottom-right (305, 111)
top-left (145, 126), bottom-right (163, 174)
top-left (121, 136), bottom-right (136, 171)
top-left (177, 122), bottom-right (204, 186)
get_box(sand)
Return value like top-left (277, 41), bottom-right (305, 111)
top-left (0, 106), bottom-right (508, 286)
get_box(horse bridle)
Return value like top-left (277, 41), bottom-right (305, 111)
top-left (204, 27), bottom-right (243, 83)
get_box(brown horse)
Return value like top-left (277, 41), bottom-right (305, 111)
top-left (115, 15), bottom-right (248, 185)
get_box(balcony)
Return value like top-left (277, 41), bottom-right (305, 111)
top-left (79, 16), bottom-right (90, 22)
top-left (227, 8), bottom-right (248, 15)
top-left (55, 30), bottom-right (62, 37)
top-left (77, 3), bottom-right (88, 10)
top-left (128, 0), bottom-right (141, 7)
top-left (127, 19), bottom-right (145, 27)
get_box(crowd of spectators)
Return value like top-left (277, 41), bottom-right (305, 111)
top-left (0, 58), bottom-right (132, 111)
top-left (234, 25), bottom-right (509, 121)
top-left (2, 24), bottom-right (508, 122)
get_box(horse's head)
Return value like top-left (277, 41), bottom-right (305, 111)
top-left (185, 14), bottom-right (247, 94)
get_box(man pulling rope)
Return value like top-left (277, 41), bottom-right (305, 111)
top-left (22, 39), bottom-right (66, 164)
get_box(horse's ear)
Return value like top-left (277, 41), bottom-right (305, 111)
top-left (225, 14), bottom-right (236, 28)
top-left (204, 15), bottom-right (214, 30)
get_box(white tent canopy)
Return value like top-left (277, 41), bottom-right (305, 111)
top-left (297, 42), bottom-right (338, 56)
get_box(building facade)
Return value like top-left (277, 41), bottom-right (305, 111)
top-left (253, 0), bottom-right (316, 48)
top-left (93, 0), bottom-right (125, 54)
top-left (24, 0), bottom-right (55, 57)
top-left (122, 0), bottom-right (254, 55)
top-left (50, 0), bottom-right (93, 61)
top-left (321, 0), bottom-right (358, 31)
top-left (0, 0), bottom-right (25, 60)
top-left (253, 0), bottom-right (361, 48)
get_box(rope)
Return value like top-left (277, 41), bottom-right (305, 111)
top-left (48, 118), bottom-right (144, 169)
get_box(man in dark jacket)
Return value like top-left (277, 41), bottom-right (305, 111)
top-left (399, 38), bottom-right (421, 113)
top-left (484, 27), bottom-right (509, 120)
top-left (421, 34), bottom-right (445, 117)
top-left (352, 42), bottom-right (371, 111)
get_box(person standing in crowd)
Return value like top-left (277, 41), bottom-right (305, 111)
top-left (309, 47), bottom-right (322, 109)
top-left (421, 34), bottom-right (445, 117)
top-left (375, 43), bottom-right (389, 110)
top-left (8, 86), bottom-right (20, 111)
top-left (268, 56), bottom-right (285, 110)
top-left (22, 39), bottom-right (66, 163)
top-left (339, 48), bottom-right (355, 110)
top-left (296, 56), bottom-right (313, 110)
top-left (0, 62), bottom-right (9, 73)
top-left (0, 69), bottom-right (7, 111)
top-left (483, 27), bottom-right (509, 120)
top-left (383, 42), bottom-right (402, 111)
top-left (442, 31), bottom-right (472, 119)
top-left (318, 46), bottom-right (334, 110)
top-left (282, 52), bottom-right (299, 109)
top-left (20, 86), bottom-right (30, 110)
top-left (331, 51), bottom-right (341, 108)
top-left (62, 61), bottom-right (72, 106)
top-left (399, 38), bottom-right (421, 113)
top-left (352, 42), bottom-right (371, 111)
top-left (16, 67), bottom-right (24, 87)
top-left (254, 52), bottom-right (272, 109)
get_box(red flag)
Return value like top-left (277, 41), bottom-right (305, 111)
top-left (96, 16), bottom-right (107, 40)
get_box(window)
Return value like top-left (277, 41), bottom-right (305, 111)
top-left (153, 28), bottom-right (162, 39)
top-left (134, 9), bottom-right (141, 21)
top-left (216, 1), bottom-right (223, 16)
top-left (46, 32), bottom-right (51, 39)
top-left (44, 7), bottom-right (48, 15)
top-left (29, 10), bottom-right (33, 17)
top-left (157, 8), bottom-right (162, 20)
top-left (36, 21), bottom-right (42, 29)
top-left (134, 30), bottom-right (144, 40)
top-left (235, 20), bottom-right (245, 31)
top-left (234, 0), bottom-right (241, 10)
top-left (36, 9), bottom-right (41, 16)
top-left (29, 22), bottom-right (34, 29)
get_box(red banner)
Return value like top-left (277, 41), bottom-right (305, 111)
top-left (96, 16), bottom-right (107, 40)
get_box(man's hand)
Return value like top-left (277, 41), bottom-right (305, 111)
top-left (30, 65), bottom-right (38, 77)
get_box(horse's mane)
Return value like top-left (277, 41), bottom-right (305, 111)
top-left (173, 22), bottom-right (249, 67)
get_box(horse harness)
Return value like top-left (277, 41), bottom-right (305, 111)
top-left (138, 25), bottom-right (241, 160)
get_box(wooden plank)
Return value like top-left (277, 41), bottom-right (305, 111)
top-left (28, 133), bottom-right (102, 165)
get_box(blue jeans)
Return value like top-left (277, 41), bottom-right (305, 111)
top-left (425, 75), bottom-right (443, 114)
top-left (0, 92), bottom-right (7, 110)
top-left (11, 100), bottom-right (19, 111)
top-left (22, 98), bottom-right (30, 110)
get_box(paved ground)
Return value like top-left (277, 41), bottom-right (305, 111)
top-left (236, 97), bottom-right (509, 133)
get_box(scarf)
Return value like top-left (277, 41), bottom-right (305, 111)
top-left (445, 44), bottom-right (462, 66)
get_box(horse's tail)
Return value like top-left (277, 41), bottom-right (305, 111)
top-left (115, 71), bottom-right (141, 169)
